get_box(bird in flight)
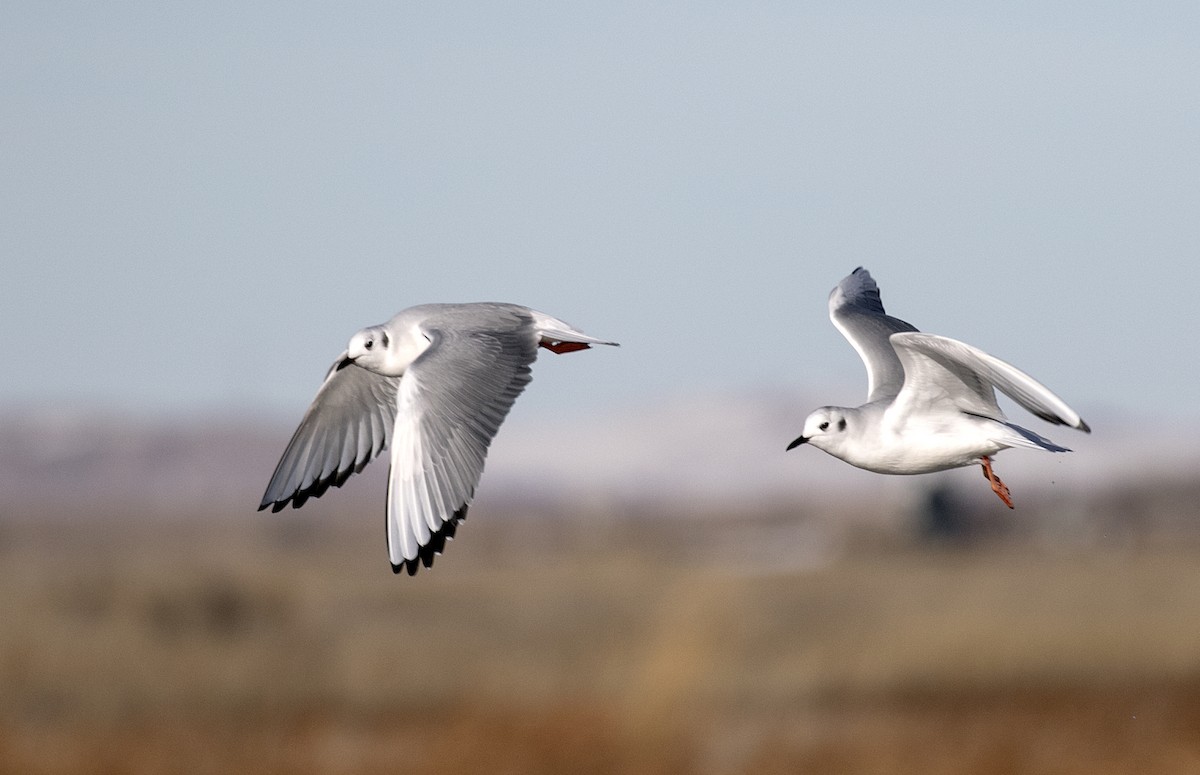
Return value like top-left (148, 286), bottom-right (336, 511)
top-left (788, 268), bottom-right (1089, 508)
top-left (260, 303), bottom-right (617, 574)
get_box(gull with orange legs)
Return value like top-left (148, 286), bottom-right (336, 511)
top-left (787, 268), bottom-right (1089, 507)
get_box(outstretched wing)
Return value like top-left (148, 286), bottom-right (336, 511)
top-left (386, 322), bottom-right (538, 575)
top-left (259, 354), bottom-right (400, 511)
top-left (828, 267), bottom-right (918, 403)
top-left (889, 332), bottom-right (1090, 431)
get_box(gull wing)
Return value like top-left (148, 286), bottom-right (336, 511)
top-left (889, 332), bottom-right (1090, 431)
top-left (259, 354), bottom-right (400, 511)
top-left (829, 267), bottom-right (918, 403)
top-left (386, 323), bottom-right (538, 575)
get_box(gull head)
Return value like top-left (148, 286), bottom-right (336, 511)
top-left (787, 406), bottom-right (850, 453)
top-left (347, 326), bottom-right (399, 375)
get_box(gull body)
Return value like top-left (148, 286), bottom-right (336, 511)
top-left (788, 268), bottom-right (1090, 506)
top-left (259, 303), bottom-right (617, 574)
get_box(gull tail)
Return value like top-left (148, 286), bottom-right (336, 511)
top-left (530, 310), bottom-right (619, 347)
top-left (982, 415), bottom-right (1072, 453)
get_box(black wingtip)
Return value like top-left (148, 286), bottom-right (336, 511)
top-left (390, 560), bottom-right (419, 576)
top-left (388, 506), bottom-right (471, 578)
top-left (1035, 411), bottom-right (1091, 435)
top-left (391, 553), bottom-right (434, 576)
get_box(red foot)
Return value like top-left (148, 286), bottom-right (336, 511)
top-left (980, 456), bottom-right (1014, 509)
top-left (540, 341), bottom-right (591, 354)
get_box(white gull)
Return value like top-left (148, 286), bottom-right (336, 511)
top-left (260, 303), bottom-right (617, 574)
top-left (787, 268), bottom-right (1090, 507)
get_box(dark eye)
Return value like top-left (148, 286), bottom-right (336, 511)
top-left (364, 339), bottom-right (374, 350)
top-left (818, 421), bottom-right (829, 431)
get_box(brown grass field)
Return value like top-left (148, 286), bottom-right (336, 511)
top-left (2, 503), bottom-right (1199, 774)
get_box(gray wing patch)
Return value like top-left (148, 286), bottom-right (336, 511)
top-left (835, 266), bottom-right (890, 316)
top-left (828, 267), bottom-right (919, 402)
top-left (259, 354), bottom-right (400, 512)
top-left (386, 322), bottom-right (539, 574)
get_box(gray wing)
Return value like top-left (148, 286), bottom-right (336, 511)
top-left (259, 353), bottom-right (400, 512)
top-left (889, 332), bottom-right (1091, 431)
top-left (386, 323), bottom-right (538, 575)
top-left (828, 267), bottom-right (919, 403)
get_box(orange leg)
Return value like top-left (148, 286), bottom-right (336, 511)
top-left (980, 456), bottom-right (1014, 509)
top-left (540, 340), bottom-right (591, 354)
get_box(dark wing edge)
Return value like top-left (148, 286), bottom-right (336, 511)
top-left (895, 333), bottom-right (1090, 432)
top-left (393, 505), bottom-right (469, 575)
top-left (386, 320), bottom-right (538, 575)
top-left (829, 268), bottom-right (920, 402)
top-left (838, 267), bottom-right (887, 316)
top-left (258, 354), bottom-right (401, 512)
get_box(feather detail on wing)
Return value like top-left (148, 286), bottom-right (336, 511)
top-left (891, 332), bottom-right (1090, 432)
top-left (386, 322), bottom-right (538, 574)
top-left (828, 267), bottom-right (919, 403)
top-left (259, 354), bottom-right (400, 511)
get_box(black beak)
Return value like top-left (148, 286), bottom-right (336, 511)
top-left (786, 435), bottom-right (809, 451)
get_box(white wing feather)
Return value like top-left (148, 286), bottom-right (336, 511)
top-left (890, 332), bottom-right (1090, 431)
top-left (385, 321), bottom-right (537, 575)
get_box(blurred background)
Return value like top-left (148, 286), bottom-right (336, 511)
top-left (2, 2), bottom-right (1199, 773)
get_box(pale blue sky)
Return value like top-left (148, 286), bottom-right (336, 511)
top-left (2, 2), bottom-right (1197, 422)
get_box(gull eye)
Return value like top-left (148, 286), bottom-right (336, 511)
top-left (818, 421), bottom-right (829, 431)
top-left (364, 339), bottom-right (374, 350)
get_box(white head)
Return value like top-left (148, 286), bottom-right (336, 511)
top-left (786, 406), bottom-right (852, 455)
top-left (347, 325), bottom-right (398, 375)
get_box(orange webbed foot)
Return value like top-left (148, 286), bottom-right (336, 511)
top-left (980, 455), bottom-right (1014, 509)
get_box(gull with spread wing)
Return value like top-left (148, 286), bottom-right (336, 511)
top-left (787, 268), bottom-right (1090, 507)
top-left (260, 303), bottom-right (617, 574)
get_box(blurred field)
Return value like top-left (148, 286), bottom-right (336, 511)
top-left (2, 504), bottom-right (1200, 775)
